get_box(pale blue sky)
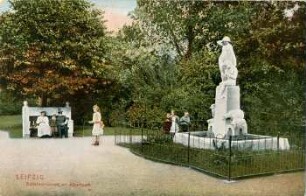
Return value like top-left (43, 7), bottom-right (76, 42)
top-left (91, 0), bottom-right (136, 15)
top-left (0, 0), bottom-right (137, 31)
top-left (0, 0), bottom-right (137, 14)
top-left (0, 0), bottom-right (9, 13)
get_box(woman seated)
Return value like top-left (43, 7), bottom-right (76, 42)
top-left (36, 111), bottom-right (52, 138)
top-left (163, 113), bottom-right (172, 134)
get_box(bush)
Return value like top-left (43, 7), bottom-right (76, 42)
top-left (0, 91), bottom-right (22, 115)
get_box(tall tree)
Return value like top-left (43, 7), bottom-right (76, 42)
top-left (113, 24), bottom-right (179, 124)
top-left (134, 1), bottom-right (252, 59)
top-left (0, 0), bottom-right (109, 106)
top-left (129, 1), bottom-right (305, 131)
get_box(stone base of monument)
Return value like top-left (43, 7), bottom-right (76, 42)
top-left (173, 131), bottom-right (290, 151)
top-left (180, 82), bottom-right (291, 151)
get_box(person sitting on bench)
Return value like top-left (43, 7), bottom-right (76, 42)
top-left (56, 109), bottom-right (68, 138)
top-left (179, 111), bottom-right (191, 132)
top-left (36, 111), bottom-right (52, 138)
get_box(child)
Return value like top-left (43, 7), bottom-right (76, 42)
top-left (89, 105), bottom-right (104, 146)
top-left (50, 114), bottom-right (57, 137)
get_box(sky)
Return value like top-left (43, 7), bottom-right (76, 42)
top-left (0, 0), bottom-right (137, 32)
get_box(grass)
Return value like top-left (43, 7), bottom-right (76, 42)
top-left (0, 115), bottom-right (22, 127)
top-left (0, 115), bottom-right (22, 138)
top-left (118, 134), bottom-right (305, 180)
top-left (0, 115), bottom-right (143, 138)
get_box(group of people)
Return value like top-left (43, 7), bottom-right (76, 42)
top-left (163, 110), bottom-right (191, 135)
top-left (37, 106), bottom-right (191, 145)
top-left (36, 109), bottom-right (69, 138)
top-left (36, 104), bottom-right (105, 147)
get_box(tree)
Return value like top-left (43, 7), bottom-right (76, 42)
top-left (0, 0), bottom-right (109, 106)
top-left (127, 1), bottom-right (305, 132)
top-left (0, 90), bottom-right (21, 115)
top-left (99, 23), bottom-right (181, 125)
top-left (133, 1), bottom-right (253, 59)
top-left (236, 2), bottom-right (306, 133)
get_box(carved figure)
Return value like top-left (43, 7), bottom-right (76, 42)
top-left (224, 109), bottom-right (248, 137)
top-left (217, 36), bottom-right (237, 83)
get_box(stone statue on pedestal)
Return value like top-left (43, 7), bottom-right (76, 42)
top-left (207, 36), bottom-right (247, 138)
top-left (217, 36), bottom-right (238, 97)
top-left (217, 36), bottom-right (237, 84)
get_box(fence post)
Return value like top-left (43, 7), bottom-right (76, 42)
top-left (228, 135), bottom-right (232, 181)
top-left (82, 118), bottom-right (85, 137)
top-left (141, 122), bottom-right (144, 153)
top-left (187, 131), bottom-right (191, 165)
top-left (129, 126), bottom-right (132, 144)
top-left (114, 125), bottom-right (117, 144)
top-left (119, 124), bottom-right (122, 145)
top-left (277, 131), bottom-right (280, 151)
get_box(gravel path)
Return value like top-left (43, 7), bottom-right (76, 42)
top-left (0, 131), bottom-right (304, 196)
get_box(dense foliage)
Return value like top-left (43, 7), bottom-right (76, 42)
top-left (112, 1), bottom-right (305, 132)
top-left (0, 0), bottom-right (110, 107)
top-left (0, 0), bottom-right (304, 132)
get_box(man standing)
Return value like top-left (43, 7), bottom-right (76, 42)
top-left (56, 109), bottom-right (68, 138)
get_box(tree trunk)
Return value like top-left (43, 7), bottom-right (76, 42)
top-left (40, 94), bottom-right (48, 107)
top-left (184, 24), bottom-right (194, 59)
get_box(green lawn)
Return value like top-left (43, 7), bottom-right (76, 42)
top-left (0, 115), bottom-right (142, 138)
top-left (0, 115), bottom-right (22, 128)
top-left (0, 115), bottom-right (22, 138)
top-left (117, 128), bottom-right (305, 180)
top-left (121, 141), bottom-right (305, 180)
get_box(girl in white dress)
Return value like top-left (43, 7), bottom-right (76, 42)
top-left (89, 105), bottom-right (104, 146)
top-left (36, 111), bottom-right (51, 137)
top-left (169, 110), bottom-right (179, 134)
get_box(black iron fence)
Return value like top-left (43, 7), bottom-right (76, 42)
top-left (115, 121), bottom-right (305, 180)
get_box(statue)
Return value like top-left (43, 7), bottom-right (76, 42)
top-left (207, 36), bottom-right (248, 138)
top-left (207, 104), bottom-right (215, 133)
top-left (217, 36), bottom-right (237, 83)
top-left (217, 36), bottom-right (238, 97)
top-left (210, 104), bottom-right (215, 118)
top-left (224, 109), bottom-right (248, 137)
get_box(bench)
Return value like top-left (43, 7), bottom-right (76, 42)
top-left (22, 101), bottom-right (74, 138)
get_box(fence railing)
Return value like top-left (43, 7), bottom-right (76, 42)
top-left (114, 121), bottom-right (305, 180)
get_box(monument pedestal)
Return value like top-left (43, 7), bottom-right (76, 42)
top-left (209, 84), bottom-right (247, 138)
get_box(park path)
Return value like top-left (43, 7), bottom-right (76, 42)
top-left (0, 130), bottom-right (304, 196)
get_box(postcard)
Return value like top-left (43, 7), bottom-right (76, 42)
top-left (0, 0), bottom-right (304, 195)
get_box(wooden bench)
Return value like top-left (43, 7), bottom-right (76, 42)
top-left (22, 101), bottom-right (74, 138)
